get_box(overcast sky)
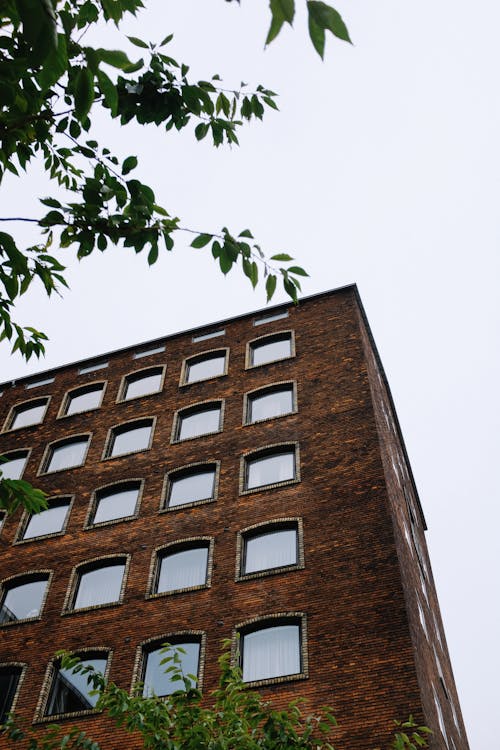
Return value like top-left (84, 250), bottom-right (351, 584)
top-left (1, 1), bottom-right (499, 747)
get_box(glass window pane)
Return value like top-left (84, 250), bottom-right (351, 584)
top-left (246, 451), bottom-right (295, 489)
top-left (248, 387), bottom-right (293, 423)
top-left (178, 408), bottom-right (220, 440)
top-left (11, 401), bottom-right (47, 429)
top-left (47, 440), bottom-right (87, 472)
top-left (0, 666), bottom-right (22, 723)
top-left (1, 453), bottom-right (28, 480)
top-left (23, 500), bottom-right (70, 539)
top-left (254, 311), bottom-right (288, 326)
top-left (124, 372), bottom-right (162, 399)
top-left (168, 469), bottom-right (215, 508)
top-left (93, 485), bottom-right (139, 524)
top-left (157, 547), bottom-right (208, 592)
top-left (143, 642), bottom-right (199, 697)
top-left (244, 529), bottom-right (297, 574)
top-left (251, 336), bottom-right (291, 366)
top-left (0, 579), bottom-right (47, 623)
top-left (74, 564), bottom-right (124, 609)
top-left (66, 387), bottom-right (103, 415)
top-left (242, 625), bottom-right (300, 682)
top-left (46, 657), bottom-right (107, 715)
top-left (186, 354), bottom-right (225, 383)
top-left (111, 425), bottom-right (151, 456)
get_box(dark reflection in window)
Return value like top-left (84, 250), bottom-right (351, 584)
top-left (46, 656), bottom-right (107, 716)
top-left (143, 642), bottom-right (199, 697)
top-left (0, 666), bottom-right (22, 722)
top-left (0, 578), bottom-right (48, 623)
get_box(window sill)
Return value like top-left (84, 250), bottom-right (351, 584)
top-left (240, 477), bottom-right (300, 496)
top-left (236, 562), bottom-right (304, 582)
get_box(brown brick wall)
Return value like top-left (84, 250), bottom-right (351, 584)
top-left (0, 288), bottom-right (467, 749)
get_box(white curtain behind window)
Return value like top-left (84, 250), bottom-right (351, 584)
top-left (242, 624), bottom-right (300, 682)
top-left (158, 547), bottom-right (208, 592)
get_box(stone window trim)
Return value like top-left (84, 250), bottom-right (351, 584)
top-left (0, 570), bottom-right (53, 627)
top-left (235, 517), bottom-right (304, 582)
top-left (253, 309), bottom-right (289, 327)
top-left (232, 612), bottom-right (308, 689)
top-left (34, 647), bottom-right (113, 723)
top-left (170, 400), bottom-right (225, 445)
top-left (14, 495), bottom-right (74, 545)
top-left (133, 344), bottom-right (166, 359)
top-left (0, 448), bottom-right (32, 479)
top-left (239, 442), bottom-right (301, 496)
top-left (242, 380), bottom-right (298, 426)
top-left (160, 460), bottom-right (220, 513)
top-left (116, 365), bottom-right (167, 403)
top-left (2, 395), bottom-right (52, 433)
top-left (101, 417), bottom-right (156, 461)
top-left (57, 381), bottom-right (107, 419)
top-left (37, 434), bottom-right (92, 477)
top-left (61, 554), bottom-right (130, 615)
top-left (179, 347), bottom-right (229, 387)
top-left (146, 536), bottom-right (215, 599)
top-left (78, 361), bottom-right (108, 375)
top-left (192, 328), bottom-right (225, 343)
top-left (245, 330), bottom-right (296, 370)
top-left (0, 662), bottom-right (27, 719)
top-left (131, 631), bottom-right (206, 695)
top-left (84, 479), bottom-right (145, 530)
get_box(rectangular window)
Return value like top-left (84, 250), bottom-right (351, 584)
top-left (0, 577), bottom-right (48, 623)
top-left (1, 452), bottom-right (29, 480)
top-left (184, 352), bottom-right (226, 384)
top-left (248, 333), bottom-right (293, 367)
top-left (253, 310), bottom-right (288, 326)
top-left (73, 562), bottom-right (125, 610)
top-left (7, 398), bottom-right (49, 430)
top-left (79, 362), bottom-right (108, 375)
top-left (133, 345), bottom-right (165, 359)
top-left (91, 482), bottom-right (141, 525)
top-left (192, 329), bottom-right (225, 342)
top-left (106, 421), bottom-right (153, 458)
top-left (156, 546), bottom-right (208, 593)
top-left (121, 368), bottom-right (163, 400)
top-left (0, 666), bottom-right (23, 723)
top-left (25, 377), bottom-right (54, 390)
top-left (241, 624), bottom-right (300, 683)
top-left (21, 498), bottom-right (71, 540)
top-left (143, 642), bottom-right (200, 697)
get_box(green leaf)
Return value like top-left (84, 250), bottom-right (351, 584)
top-left (97, 69), bottom-right (119, 115)
top-left (74, 67), bottom-right (94, 122)
top-left (97, 48), bottom-right (142, 71)
top-left (40, 198), bottom-right (62, 209)
top-left (147, 246), bottom-right (159, 264)
top-left (191, 234), bottom-right (212, 249)
top-left (122, 156), bottom-right (138, 175)
top-left (266, 0), bottom-right (295, 45)
top-left (266, 274), bottom-right (277, 301)
top-left (308, 14), bottom-right (325, 57)
top-left (160, 33), bottom-right (174, 46)
top-left (127, 35), bottom-right (149, 49)
top-left (195, 123), bottom-right (210, 141)
top-left (307, 2), bottom-right (352, 57)
top-left (238, 229), bottom-right (254, 239)
top-left (38, 33), bottom-right (68, 91)
top-left (270, 253), bottom-right (294, 261)
top-left (288, 266), bottom-right (309, 276)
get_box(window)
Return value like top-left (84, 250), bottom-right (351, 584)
top-left (0, 665), bottom-right (24, 723)
top-left (240, 522), bottom-right (300, 577)
top-left (70, 559), bottom-right (126, 610)
top-left (79, 361), bottom-right (108, 374)
top-left (25, 376), bottom-right (54, 390)
top-left (0, 511), bottom-right (5, 533)
top-left (417, 599), bottom-right (428, 640)
top-left (104, 419), bottom-right (154, 458)
top-left (248, 332), bottom-right (293, 367)
top-left (239, 618), bottom-right (304, 683)
top-left (120, 367), bottom-right (164, 401)
top-left (5, 397), bottom-right (49, 430)
top-left (253, 310), bottom-right (288, 326)
top-left (0, 575), bottom-right (49, 623)
top-left (45, 653), bottom-right (108, 717)
top-left (173, 403), bottom-right (222, 442)
top-left (62, 383), bottom-right (104, 416)
top-left (0, 450), bottom-right (29, 479)
top-left (182, 350), bottom-right (227, 384)
top-left (433, 687), bottom-right (449, 748)
top-left (152, 541), bottom-right (211, 595)
top-left (142, 639), bottom-right (201, 697)
top-left (20, 497), bottom-right (72, 541)
top-left (243, 445), bottom-right (298, 492)
top-left (245, 384), bottom-right (295, 424)
top-left (134, 344), bottom-right (165, 359)
top-left (164, 464), bottom-right (217, 509)
top-left (192, 328), bottom-right (225, 342)
top-left (42, 436), bottom-right (89, 473)
top-left (89, 481), bottom-right (141, 526)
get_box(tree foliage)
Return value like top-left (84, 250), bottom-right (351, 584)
top-left (0, 0), bottom-right (352, 362)
top-left (1, 643), bottom-right (431, 750)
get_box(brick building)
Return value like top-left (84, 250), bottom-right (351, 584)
top-left (0, 286), bottom-right (468, 749)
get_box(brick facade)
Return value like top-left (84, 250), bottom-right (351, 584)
top-left (0, 286), bottom-right (469, 749)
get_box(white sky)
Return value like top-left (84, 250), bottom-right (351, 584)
top-left (1, 1), bottom-right (499, 747)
